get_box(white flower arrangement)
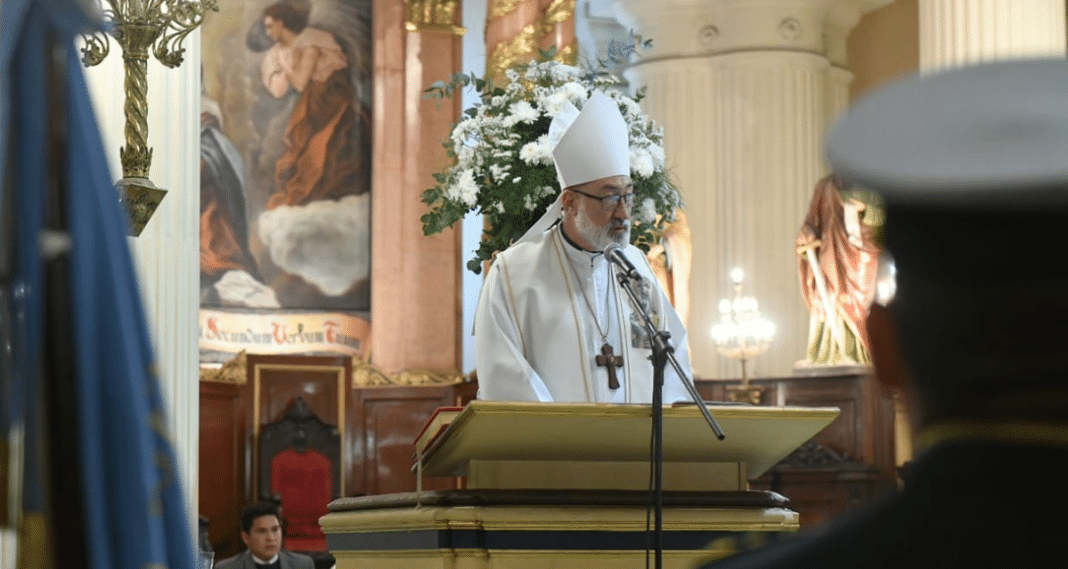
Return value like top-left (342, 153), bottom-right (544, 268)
top-left (421, 48), bottom-right (684, 274)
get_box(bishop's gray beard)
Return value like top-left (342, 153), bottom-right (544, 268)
top-left (575, 214), bottom-right (630, 252)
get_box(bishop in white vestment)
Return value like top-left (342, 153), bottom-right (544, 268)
top-left (474, 91), bottom-right (694, 404)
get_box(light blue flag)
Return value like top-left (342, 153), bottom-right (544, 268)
top-left (2, 0), bottom-right (196, 567)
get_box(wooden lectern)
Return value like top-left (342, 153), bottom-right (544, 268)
top-left (320, 401), bottom-right (838, 569)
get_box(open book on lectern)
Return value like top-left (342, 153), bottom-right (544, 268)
top-left (411, 401), bottom-right (839, 491)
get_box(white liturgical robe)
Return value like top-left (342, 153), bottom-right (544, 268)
top-left (474, 226), bottom-right (693, 403)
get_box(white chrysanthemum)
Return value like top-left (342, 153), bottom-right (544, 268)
top-left (520, 135), bottom-right (554, 165)
top-left (560, 81), bottom-right (588, 103)
top-left (523, 194), bottom-right (536, 211)
top-left (457, 146), bottom-right (475, 165)
top-left (541, 185), bottom-right (556, 197)
top-left (519, 141), bottom-right (541, 164)
top-left (455, 168), bottom-right (478, 207)
top-left (512, 176), bottom-right (522, 184)
top-left (550, 63), bottom-right (581, 83)
top-left (648, 144), bottom-right (666, 168)
top-left (536, 135), bottom-right (555, 162)
top-left (451, 121), bottom-right (475, 154)
top-left (450, 120), bottom-right (469, 145)
top-left (444, 179), bottom-right (462, 201)
top-left (505, 68), bottom-right (520, 82)
top-left (630, 148), bottom-right (655, 178)
top-left (495, 202), bottom-right (505, 213)
top-left (540, 90), bottom-right (570, 115)
top-left (489, 163), bottom-right (510, 180)
top-left (639, 198), bottom-right (657, 223)
top-left (509, 100), bottom-right (539, 124)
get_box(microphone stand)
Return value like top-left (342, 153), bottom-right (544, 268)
top-left (613, 269), bottom-right (726, 569)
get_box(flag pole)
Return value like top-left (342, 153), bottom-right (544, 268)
top-left (41, 30), bottom-right (88, 569)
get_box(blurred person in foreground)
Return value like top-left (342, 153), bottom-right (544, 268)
top-left (214, 501), bottom-right (314, 569)
top-left (703, 57), bottom-right (1068, 569)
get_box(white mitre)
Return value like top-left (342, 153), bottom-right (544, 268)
top-left (515, 90), bottom-right (630, 245)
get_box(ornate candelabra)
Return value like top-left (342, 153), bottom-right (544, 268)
top-left (711, 268), bottom-right (775, 404)
top-left (81, 0), bottom-right (217, 235)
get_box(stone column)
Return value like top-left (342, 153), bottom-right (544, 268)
top-left (82, 32), bottom-right (201, 536)
top-left (919, 0), bottom-right (1066, 72)
top-left (612, 0), bottom-right (891, 379)
top-left (373, 0), bottom-right (465, 372)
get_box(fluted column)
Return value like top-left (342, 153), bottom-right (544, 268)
top-left (82, 32), bottom-right (201, 537)
top-left (613, 0), bottom-right (890, 379)
top-left (920, 0), bottom-right (1066, 72)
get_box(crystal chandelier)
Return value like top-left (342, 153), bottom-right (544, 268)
top-left (711, 268), bottom-right (775, 404)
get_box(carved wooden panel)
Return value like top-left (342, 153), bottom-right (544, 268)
top-left (198, 380), bottom-right (245, 561)
top-left (247, 354), bottom-right (350, 498)
top-left (349, 385), bottom-right (472, 496)
top-left (765, 463), bottom-right (882, 527)
top-left (697, 369), bottom-right (897, 527)
top-left (200, 358), bottom-right (478, 554)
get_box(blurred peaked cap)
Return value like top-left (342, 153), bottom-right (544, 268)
top-left (826, 57), bottom-right (1068, 210)
top-left (552, 90), bottom-right (630, 189)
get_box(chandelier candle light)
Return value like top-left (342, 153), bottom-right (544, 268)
top-left (81, 0), bottom-right (217, 235)
top-left (711, 268), bottom-right (775, 404)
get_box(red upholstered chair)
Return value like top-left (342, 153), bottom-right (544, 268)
top-left (258, 397), bottom-right (340, 553)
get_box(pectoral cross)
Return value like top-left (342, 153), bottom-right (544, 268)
top-left (596, 343), bottom-right (623, 389)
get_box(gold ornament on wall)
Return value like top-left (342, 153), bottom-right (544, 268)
top-left (486, 0), bottom-right (577, 83)
top-left (487, 23), bottom-right (541, 81)
top-left (81, 0), bottom-right (217, 236)
top-left (405, 0), bottom-right (466, 35)
top-left (199, 351), bottom-right (248, 384)
top-left (351, 358), bottom-right (464, 387)
top-left (542, 0), bottom-right (575, 27)
top-left (488, 0), bottom-right (526, 19)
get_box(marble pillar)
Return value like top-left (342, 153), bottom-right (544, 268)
top-left (919, 0), bottom-right (1066, 72)
top-left (612, 0), bottom-right (891, 379)
top-left (374, 0), bottom-right (465, 373)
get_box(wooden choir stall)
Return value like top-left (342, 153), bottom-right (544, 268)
top-left (319, 400), bottom-right (838, 568)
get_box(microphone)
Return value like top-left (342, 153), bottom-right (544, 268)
top-left (603, 242), bottom-right (642, 280)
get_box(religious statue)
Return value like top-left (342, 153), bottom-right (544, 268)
top-left (795, 174), bottom-right (882, 366)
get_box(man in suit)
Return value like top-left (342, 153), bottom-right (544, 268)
top-left (703, 57), bottom-right (1068, 568)
top-left (215, 501), bottom-right (314, 569)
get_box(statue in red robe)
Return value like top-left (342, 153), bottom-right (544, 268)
top-left (796, 174), bottom-right (882, 365)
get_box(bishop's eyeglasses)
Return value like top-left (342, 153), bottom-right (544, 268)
top-left (570, 188), bottom-right (635, 213)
